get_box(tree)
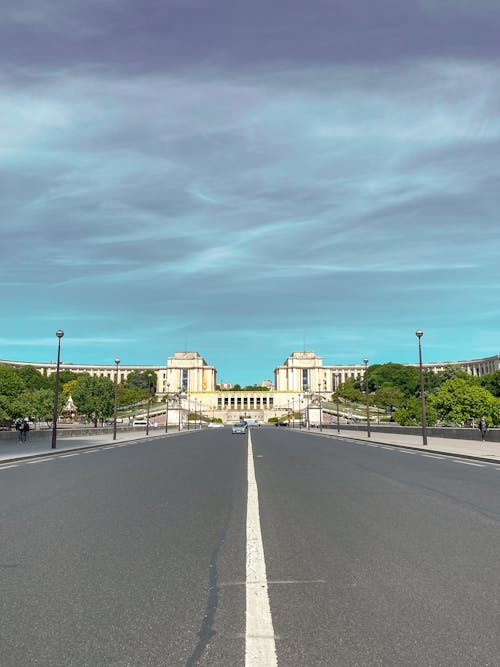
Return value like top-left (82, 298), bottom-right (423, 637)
top-left (337, 377), bottom-right (364, 404)
top-left (73, 376), bottom-right (115, 427)
top-left (0, 365), bottom-right (26, 399)
top-left (480, 370), bottom-right (500, 398)
top-left (63, 379), bottom-right (78, 400)
top-left (15, 365), bottom-right (49, 391)
top-left (431, 378), bottom-right (500, 426)
top-left (374, 385), bottom-right (404, 413)
top-left (367, 363), bottom-right (420, 398)
top-left (117, 384), bottom-right (149, 407)
top-left (394, 396), bottom-right (439, 426)
top-left (125, 370), bottom-right (157, 394)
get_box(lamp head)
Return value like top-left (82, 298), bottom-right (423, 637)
top-left (56, 330), bottom-right (64, 339)
top-left (416, 330), bottom-right (423, 339)
top-left (115, 358), bottom-right (120, 365)
top-left (363, 357), bottom-right (368, 365)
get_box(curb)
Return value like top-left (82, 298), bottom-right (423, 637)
top-left (289, 428), bottom-right (500, 466)
top-left (0, 430), bottom-right (187, 466)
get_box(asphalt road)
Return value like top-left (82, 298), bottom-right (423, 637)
top-left (1, 427), bottom-right (500, 666)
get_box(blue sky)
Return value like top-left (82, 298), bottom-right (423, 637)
top-left (2, 0), bottom-right (500, 385)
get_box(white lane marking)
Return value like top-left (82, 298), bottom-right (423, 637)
top-left (58, 453), bottom-right (80, 458)
top-left (0, 465), bottom-right (19, 470)
top-left (422, 454), bottom-right (445, 460)
top-left (453, 460), bottom-right (484, 467)
top-left (246, 430), bottom-right (277, 667)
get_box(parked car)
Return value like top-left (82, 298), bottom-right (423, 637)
top-left (208, 422), bottom-right (224, 428)
top-left (274, 421), bottom-right (288, 427)
top-left (232, 422), bottom-right (248, 434)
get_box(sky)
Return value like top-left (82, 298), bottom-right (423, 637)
top-left (2, 0), bottom-right (500, 385)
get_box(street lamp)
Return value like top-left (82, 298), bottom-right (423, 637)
top-left (364, 358), bottom-right (371, 438)
top-left (165, 382), bottom-right (170, 434)
top-left (146, 373), bottom-right (153, 436)
top-left (113, 358), bottom-right (120, 440)
top-left (416, 330), bottom-right (428, 446)
top-left (178, 393), bottom-right (182, 431)
top-left (318, 383), bottom-right (322, 432)
top-left (51, 329), bottom-right (64, 449)
top-left (335, 372), bottom-right (340, 434)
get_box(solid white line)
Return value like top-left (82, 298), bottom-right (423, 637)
top-left (453, 460), bottom-right (484, 467)
top-left (422, 454), bottom-right (445, 460)
top-left (0, 465), bottom-right (19, 470)
top-left (58, 453), bottom-right (80, 458)
top-left (246, 430), bottom-right (277, 667)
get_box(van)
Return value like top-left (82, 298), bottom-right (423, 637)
top-left (243, 418), bottom-right (260, 427)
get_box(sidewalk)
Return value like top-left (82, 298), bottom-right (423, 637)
top-left (319, 427), bottom-right (500, 464)
top-left (0, 428), bottom-right (183, 465)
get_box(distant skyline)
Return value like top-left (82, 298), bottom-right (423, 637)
top-left (2, 1), bottom-right (500, 386)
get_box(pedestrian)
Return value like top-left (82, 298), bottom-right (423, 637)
top-left (14, 418), bottom-right (23, 442)
top-left (21, 418), bottom-right (30, 443)
top-left (478, 416), bottom-right (488, 442)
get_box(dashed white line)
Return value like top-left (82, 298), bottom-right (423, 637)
top-left (246, 430), bottom-right (277, 667)
top-left (0, 465), bottom-right (19, 470)
top-left (422, 454), bottom-right (445, 460)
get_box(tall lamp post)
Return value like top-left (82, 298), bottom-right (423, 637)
top-left (318, 383), bottom-right (322, 432)
top-left (178, 393), bottom-right (182, 431)
top-left (364, 358), bottom-right (371, 438)
top-left (113, 357), bottom-right (120, 440)
top-left (335, 372), bottom-right (340, 434)
top-left (51, 329), bottom-right (64, 449)
top-left (146, 373), bottom-right (153, 436)
top-left (416, 330), bottom-right (428, 446)
top-left (165, 382), bottom-right (170, 434)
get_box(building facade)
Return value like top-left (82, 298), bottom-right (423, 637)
top-left (2, 350), bottom-right (499, 422)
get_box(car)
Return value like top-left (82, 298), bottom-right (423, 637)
top-left (274, 421), bottom-right (288, 427)
top-left (232, 422), bottom-right (248, 434)
top-left (208, 422), bottom-right (224, 428)
top-left (243, 418), bottom-right (260, 427)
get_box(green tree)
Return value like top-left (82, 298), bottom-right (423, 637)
top-left (337, 377), bottom-right (364, 404)
top-left (367, 363), bottom-right (420, 398)
top-left (374, 385), bottom-right (404, 413)
top-left (394, 396), bottom-right (439, 426)
top-left (432, 378), bottom-right (500, 425)
top-left (73, 376), bottom-right (115, 427)
top-left (117, 385), bottom-right (149, 407)
top-left (31, 389), bottom-right (59, 425)
top-left (15, 365), bottom-right (49, 391)
top-left (480, 370), bottom-right (500, 398)
top-left (125, 370), bottom-right (157, 394)
top-left (0, 365), bottom-right (26, 398)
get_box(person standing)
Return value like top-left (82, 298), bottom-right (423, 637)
top-left (21, 418), bottom-right (30, 443)
top-left (478, 416), bottom-right (488, 442)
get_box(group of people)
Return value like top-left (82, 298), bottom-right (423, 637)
top-left (14, 418), bottom-right (30, 442)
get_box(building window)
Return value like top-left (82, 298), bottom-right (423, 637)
top-left (302, 369), bottom-right (309, 391)
top-left (182, 369), bottom-right (188, 391)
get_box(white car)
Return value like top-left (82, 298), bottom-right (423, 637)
top-left (208, 422), bottom-right (224, 428)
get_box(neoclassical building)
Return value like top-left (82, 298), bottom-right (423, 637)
top-left (2, 349), bottom-right (499, 422)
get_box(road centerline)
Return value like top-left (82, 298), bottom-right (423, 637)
top-left (246, 430), bottom-right (277, 667)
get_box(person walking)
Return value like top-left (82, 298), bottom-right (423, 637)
top-left (20, 418), bottom-right (30, 443)
top-left (478, 416), bottom-right (488, 442)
